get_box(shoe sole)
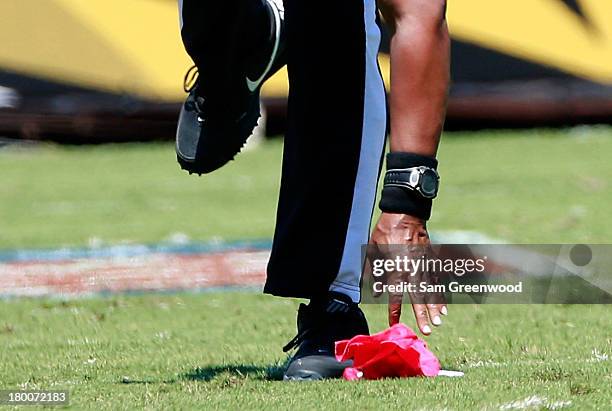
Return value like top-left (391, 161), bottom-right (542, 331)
top-left (283, 372), bottom-right (325, 382)
top-left (282, 355), bottom-right (352, 382)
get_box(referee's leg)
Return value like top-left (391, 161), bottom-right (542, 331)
top-left (265, 0), bottom-right (387, 303)
top-left (270, 0), bottom-right (387, 380)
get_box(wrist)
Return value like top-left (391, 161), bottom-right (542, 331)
top-left (379, 152), bottom-right (439, 220)
top-left (386, 152), bottom-right (438, 169)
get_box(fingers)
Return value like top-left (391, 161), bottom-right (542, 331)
top-left (426, 303), bottom-right (442, 327)
top-left (374, 212), bottom-right (449, 333)
top-left (365, 243), bottom-right (383, 299)
top-left (423, 257), bottom-right (446, 327)
top-left (412, 303), bottom-right (432, 335)
top-left (388, 293), bottom-right (403, 326)
top-left (428, 280), bottom-right (448, 319)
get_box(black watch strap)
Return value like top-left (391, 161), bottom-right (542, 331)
top-left (379, 152), bottom-right (439, 220)
top-left (384, 167), bottom-right (439, 198)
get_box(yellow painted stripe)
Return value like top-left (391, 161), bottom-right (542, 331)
top-left (53, 0), bottom-right (191, 99)
top-left (0, 0), bottom-right (147, 94)
top-left (447, 0), bottom-right (612, 82)
top-left (1, 0), bottom-right (610, 101)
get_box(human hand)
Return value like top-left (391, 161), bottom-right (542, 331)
top-left (370, 212), bottom-right (447, 335)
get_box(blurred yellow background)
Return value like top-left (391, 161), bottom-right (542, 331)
top-left (1, 0), bottom-right (611, 101)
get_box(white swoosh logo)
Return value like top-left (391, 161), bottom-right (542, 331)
top-left (246, 0), bottom-right (281, 92)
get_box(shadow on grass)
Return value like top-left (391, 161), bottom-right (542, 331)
top-left (183, 362), bottom-right (287, 382)
top-left (117, 362), bottom-right (287, 385)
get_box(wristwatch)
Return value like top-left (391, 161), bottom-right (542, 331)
top-left (384, 166), bottom-right (440, 199)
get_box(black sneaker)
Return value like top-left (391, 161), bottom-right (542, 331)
top-left (282, 293), bottom-right (369, 381)
top-left (176, 0), bottom-right (286, 175)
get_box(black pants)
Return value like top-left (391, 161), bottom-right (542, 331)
top-left (179, 0), bottom-right (387, 302)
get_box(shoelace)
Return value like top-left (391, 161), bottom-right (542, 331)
top-left (183, 65), bottom-right (199, 93)
top-left (182, 65), bottom-right (207, 123)
top-left (282, 328), bottom-right (311, 353)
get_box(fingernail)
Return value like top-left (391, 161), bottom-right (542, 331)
top-left (441, 306), bottom-right (448, 316)
top-left (432, 315), bottom-right (442, 326)
top-left (422, 325), bottom-right (432, 334)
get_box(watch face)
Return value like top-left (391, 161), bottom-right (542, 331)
top-left (420, 170), bottom-right (439, 197)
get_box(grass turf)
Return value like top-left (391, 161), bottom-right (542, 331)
top-left (1, 128), bottom-right (611, 409)
top-left (1, 127), bottom-right (612, 249)
top-left (0, 294), bottom-right (610, 410)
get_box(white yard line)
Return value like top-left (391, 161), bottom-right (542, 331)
top-left (499, 396), bottom-right (572, 410)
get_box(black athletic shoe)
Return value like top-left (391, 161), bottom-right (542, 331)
top-left (282, 292), bottom-right (369, 381)
top-left (176, 0), bottom-right (286, 175)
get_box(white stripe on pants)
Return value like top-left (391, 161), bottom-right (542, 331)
top-left (330, 0), bottom-right (387, 302)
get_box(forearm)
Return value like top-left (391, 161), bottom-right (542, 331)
top-left (375, 0), bottom-right (450, 329)
top-left (381, 0), bottom-right (450, 157)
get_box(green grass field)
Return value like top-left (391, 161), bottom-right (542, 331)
top-left (2, 128), bottom-right (612, 248)
top-left (0, 295), bottom-right (610, 410)
top-left (1, 128), bottom-right (611, 409)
